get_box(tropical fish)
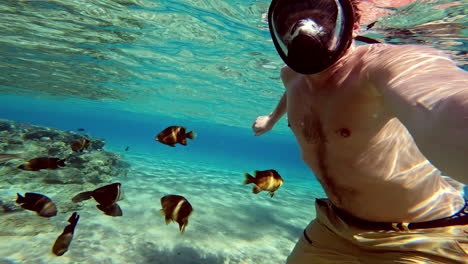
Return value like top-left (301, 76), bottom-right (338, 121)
top-left (0, 153), bottom-right (22, 164)
top-left (160, 195), bottom-right (193, 234)
top-left (16, 192), bottom-right (57, 217)
top-left (96, 203), bottom-right (122, 217)
top-left (125, 146), bottom-right (129, 151)
top-left (52, 212), bottom-right (80, 256)
top-left (244, 169), bottom-right (284, 198)
top-left (72, 183), bottom-right (123, 216)
top-left (155, 126), bottom-right (195, 147)
top-left (71, 139), bottom-right (90, 152)
top-left (77, 128), bottom-right (85, 132)
top-left (17, 157), bottom-right (66, 171)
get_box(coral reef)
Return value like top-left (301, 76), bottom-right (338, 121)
top-left (0, 119), bottom-right (129, 185)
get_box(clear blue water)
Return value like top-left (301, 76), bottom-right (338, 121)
top-left (0, 94), bottom-right (309, 176)
top-left (0, 0), bottom-right (466, 263)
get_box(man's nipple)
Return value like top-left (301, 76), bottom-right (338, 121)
top-left (338, 128), bottom-right (351, 138)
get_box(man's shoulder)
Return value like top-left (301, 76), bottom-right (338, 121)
top-left (280, 65), bottom-right (303, 85)
top-left (352, 43), bottom-right (455, 79)
top-left (355, 43), bottom-right (450, 60)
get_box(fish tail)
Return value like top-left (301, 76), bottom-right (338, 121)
top-left (15, 193), bottom-right (25, 203)
top-left (62, 212), bottom-right (80, 234)
top-left (68, 212), bottom-right (80, 227)
top-left (269, 192), bottom-right (275, 198)
top-left (243, 173), bottom-right (255, 185)
top-left (71, 191), bottom-right (93, 203)
top-left (186, 131), bottom-right (195, 140)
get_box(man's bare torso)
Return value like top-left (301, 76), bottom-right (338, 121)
top-left (282, 44), bottom-right (465, 222)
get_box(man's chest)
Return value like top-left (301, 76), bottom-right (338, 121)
top-left (286, 75), bottom-right (388, 146)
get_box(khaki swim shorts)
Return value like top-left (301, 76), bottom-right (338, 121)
top-left (287, 199), bottom-right (468, 264)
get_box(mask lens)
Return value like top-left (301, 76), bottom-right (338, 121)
top-left (268, 0), bottom-right (354, 74)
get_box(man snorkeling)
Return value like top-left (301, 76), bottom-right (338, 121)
top-left (252, 0), bottom-right (468, 263)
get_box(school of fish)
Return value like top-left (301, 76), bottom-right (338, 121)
top-left (1, 125), bottom-right (284, 257)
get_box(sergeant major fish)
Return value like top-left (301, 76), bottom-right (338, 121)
top-left (72, 183), bottom-right (123, 216)
top-left (160, 195), bottom-right (193, 234)
top-left (16, 192), bottom-right (57, 217)
top-left (244, 169), bottom-right (284, 198)
top-left (17, 157), bottom-right (66, 171)
top-left (155, 126), bottom-right (195, 147)
top-left (52, 212), bottom-right (80, 256)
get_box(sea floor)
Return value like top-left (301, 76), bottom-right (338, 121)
top-left (0, 146), bottom-right (324, 264)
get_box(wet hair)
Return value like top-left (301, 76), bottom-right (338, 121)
top-left (350, 0), bottom-right (362, 30)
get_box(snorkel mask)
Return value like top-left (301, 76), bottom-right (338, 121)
top-left (268, 0), bottom-right (355, 74)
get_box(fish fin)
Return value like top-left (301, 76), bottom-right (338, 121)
top-left (243, 173), bottom-right (255, 185)
top-left (96, 204), bottom-right (105, 213)
top-left (15, 193), bottom-right (25, 204)
top-left (179, 219), bottom-right (188, 234)
top-left (17, 163), bottom-right (31, 171)
top-left (186, 131), bottom-right (195, 140)
top-left (96, 203), bottom-right (123, 217)
top-left (252, 185), bottom-right (262, 194)
top-left (270, 192), bottom-right (275, 198)
top-left (354, 35), bottom-right (381, 44)
top-left (164, 215), bottom-right (172, 225)
top-left (108, 203), bottom-right (123, 217)
top-left (180, 138), bottom-right (187, 146)
top-left (71, 191), bottom-right (93, 203)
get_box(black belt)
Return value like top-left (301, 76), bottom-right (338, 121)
top-left (319, 199), bottom-right (468, 231)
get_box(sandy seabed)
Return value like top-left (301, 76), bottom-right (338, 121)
top-left (0, 149), bottom-right (323, 264)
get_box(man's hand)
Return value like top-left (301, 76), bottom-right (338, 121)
top-left (252, 115), bottom-right (274, 136)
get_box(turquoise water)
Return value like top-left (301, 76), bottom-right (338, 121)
top-left (0, 0), bottom-right (466, 263)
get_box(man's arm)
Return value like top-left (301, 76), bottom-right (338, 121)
top-left (368, 44), bottom-right (468, 184)
top-left (252, 92), bottom-right (287, 136)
